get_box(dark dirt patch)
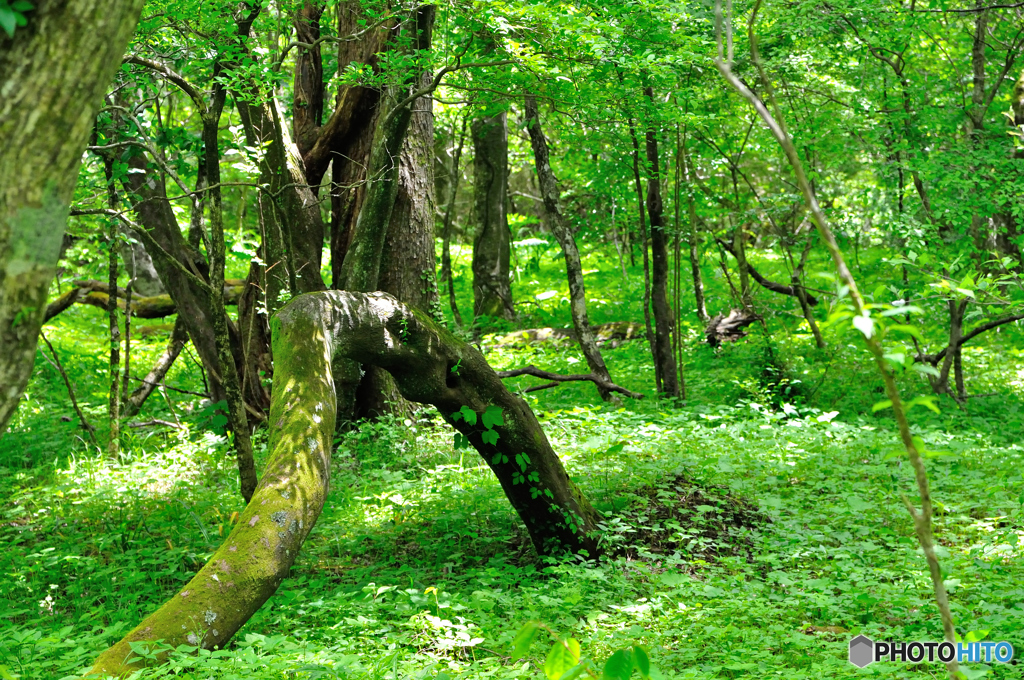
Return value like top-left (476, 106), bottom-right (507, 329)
top-left (600, 473), bottom-right (771, 565)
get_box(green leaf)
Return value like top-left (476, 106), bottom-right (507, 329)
top-left (852, 313), bottom-right (874, 339)
top-left (872, 399), bottom-right (893, 413)
top-left (0, 6), bottom-right (17, 37)
top-left (481, 430), bottom-right (499, 445)
top-left (511, 621), bottom-right (540, 660)
top-left (846, 495), bottom-right (871, 512)
top-left (482, 405), bottom-right (504, 429)
top-left (632, 647), bottom-right (651, 679)
top-left (602, 649), bottom-right (633, 680)
top-left (545, 639), bottom-right (581, 680)
top-left (887, 323), bottom-right (923, 340)
top-left (459, 406), bottom-right (478, 426)
top-left (0, 665), bottom-right (17, 680)
top-left (454, 433), bottom-right (470, 450)
top-left (558, 664), bottom-right (590, 680)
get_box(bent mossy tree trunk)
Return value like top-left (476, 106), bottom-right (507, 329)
top-left (87, 290), bottom-right (599, 676)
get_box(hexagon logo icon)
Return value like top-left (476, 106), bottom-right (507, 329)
top-left (849, 635), bottom-right (875, 668)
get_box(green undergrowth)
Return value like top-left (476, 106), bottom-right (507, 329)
top-left (2, 388), bottom-right (1024, 679)
top-left (2, 242), bottom-right (1023, 678)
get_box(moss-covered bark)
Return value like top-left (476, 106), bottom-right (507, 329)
top-left (88, 290), bottom-right (599, 676)
top-left (471, 112), bottom-right (515, 324)
top-left (87, 302), bottom-right (337, 676)
top-left (0, 0), bottom-right (144, 433)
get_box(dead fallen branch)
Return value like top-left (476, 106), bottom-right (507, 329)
top-left (496, 364), bottom-right (644, 399)
top-left (706, 309), bottom-right (761, 347)
top-left (486, 321), bottom-right (646, 349)
top-left (43, 279), bottom-right (246, 322)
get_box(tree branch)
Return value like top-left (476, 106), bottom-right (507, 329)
top-left (496, 365), bottom-right (644, 399)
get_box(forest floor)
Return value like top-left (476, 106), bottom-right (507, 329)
top-left (2, 242), bottom-right (1024, 679)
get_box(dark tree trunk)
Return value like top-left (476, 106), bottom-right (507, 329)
top-left (681, 142), bottom-right (709, 323)
top-left (641, 92), bottom-right (680, 398)
top-left (471, 113), bottom-right (515, 325)
top-left (0, 0), bottom-right (144, 433)
top-left (524, 94), bottom-right (618, 402)
top-left (87, 291), bottom-right (599, 677)
top-left (933, 299), bottom-right (968, 401)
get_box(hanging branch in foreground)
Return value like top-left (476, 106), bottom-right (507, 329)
top-left (497, 365), bottom-right (643, 399)
top-left (716, 238), bottom-right (820, 305)
top-left (714, 1), bottom-right (958, 676)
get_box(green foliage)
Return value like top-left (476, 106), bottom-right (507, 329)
top-left (0, 0), bottom-right (32, 38)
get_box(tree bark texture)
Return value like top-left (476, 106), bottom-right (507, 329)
top-left (471, 113), bottom-right (515, 324)
top-left (0, 0), bottom-right (144, 434)
top-left (88, 291), bottom-right (599, 676)
top-left (523, 94), bottom-right (617, 402)
top-left (365, 67), bottom-right (442, 417)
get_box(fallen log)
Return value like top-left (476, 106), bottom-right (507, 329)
top-left (43, 279), bottom-right (246, 322)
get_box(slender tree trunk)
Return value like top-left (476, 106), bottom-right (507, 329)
top-left (123, 318), bottom-right (189, 418)
top-left (681, 143), bottom-right (708, 323)
top-left (471, 112), bottom-right (515, 325)
top-left (0, 0), bottom-right (144, 434)
top-left (933, 299), bottom-right (968, 400)
top-left (627, 120), bottom-right (659, 392)
top-left (104, 164), bottom-right (122, 458)
top-left (440, 117), bottom-right (468, 326)
top-left (87, 291), bottom-right (599, 676)
top-left (643, 110), bottom-right (680, 399)
top-left (201, 87), bottom-right (258, 503)
top-left (524, 94), bottom-right (618, 402)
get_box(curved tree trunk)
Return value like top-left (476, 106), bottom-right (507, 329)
top-left (87, 290), bottom-right (600, 676)
top-left (523, 94), bottom-right (618, 402)
top-left (0, 0), bottom-right (144, 434)
top-left (471, 112), bottom-right (516, 325)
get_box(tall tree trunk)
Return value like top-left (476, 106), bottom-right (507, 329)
top-left (366, 66), bottom-right (442, 417)
top-left (0, 0), bottom-right (144, 434)
top-left (681, 140), bottom-right (708, 323)
top-left (933, 299), bottom-right (968, 400)
top-left (471, 112), bottom-right (515, 325)
top-left (524, 94), bottom-right (618, 402)
top-left (640, 89), bottom-right (679, 398)
top-left (201, 92), bottom-right (258, 504)
top-left (627, 120), bottom-right (658, 392)
top-left (103, 161), bottom-right (122, 457)
top-left (440, 117), bottom-right (468, 326)
top-left (87, 291), bottom-right (600, 677)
